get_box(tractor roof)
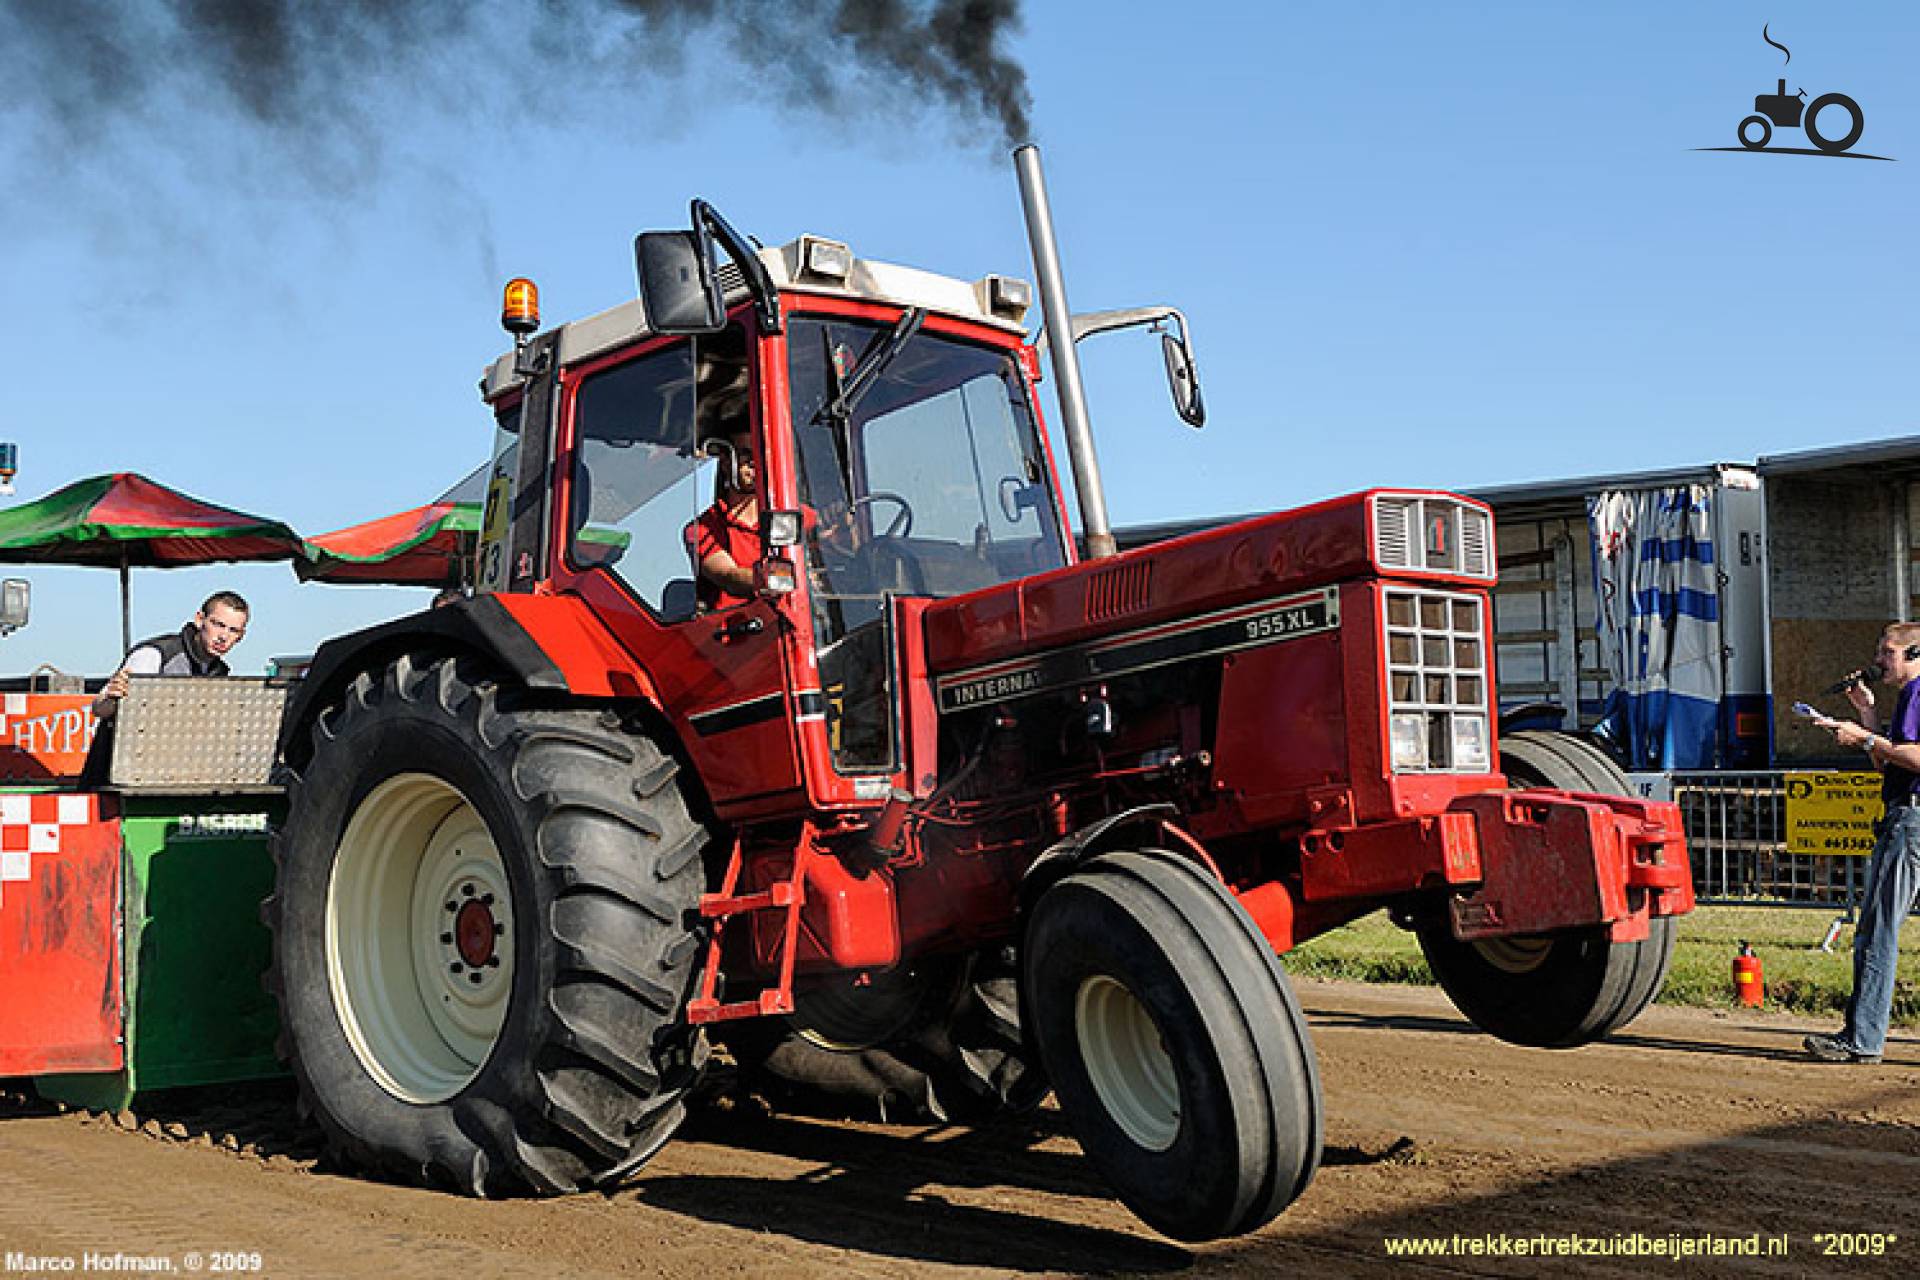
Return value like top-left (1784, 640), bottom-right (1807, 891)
top-left (481, 238), bottom-right (1031, 404)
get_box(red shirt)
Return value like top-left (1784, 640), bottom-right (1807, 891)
top-left (688, 500), bottom-right (759, 610)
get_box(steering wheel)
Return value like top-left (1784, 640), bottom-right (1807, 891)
top-left (850, 491), bottom-right (915, 539)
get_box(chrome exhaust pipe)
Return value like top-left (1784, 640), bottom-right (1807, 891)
top-left (1014, 144), bottom-right (1117, 560)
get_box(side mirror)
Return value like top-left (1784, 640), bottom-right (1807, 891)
top-left (635, 200), bottom-right (784, 336)
top-left (0, 578), bottom-right (28, 634)
top-left (1058, 306), bottom-right (1206, 430)
top-left (635, 230), bottom-right (726, 335)
top-left (1162, 333), bottom-right (1205, 429)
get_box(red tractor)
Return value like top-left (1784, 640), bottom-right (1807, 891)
top-left (266, 148), bottom-right (1691, 1241)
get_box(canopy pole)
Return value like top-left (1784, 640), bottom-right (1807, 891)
top-left (119, 554), bottom-right (131, 656)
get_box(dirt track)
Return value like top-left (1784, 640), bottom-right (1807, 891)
top-left (3, 979), bottom-right (1917, 1278)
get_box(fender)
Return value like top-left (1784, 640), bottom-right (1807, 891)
top-left (1016, 803), bottom-right (1179, 921)
top-left (278, 594), bottom-right (662, 767)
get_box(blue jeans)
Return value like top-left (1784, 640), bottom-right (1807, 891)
top-left (1842, 806), bottom-right (1920, 1055)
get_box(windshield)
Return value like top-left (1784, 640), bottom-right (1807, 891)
top-left (787, 314), bottom-right (1065, 647)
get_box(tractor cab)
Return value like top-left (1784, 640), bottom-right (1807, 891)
top-left (473, 215), bottom-right (1080, 815)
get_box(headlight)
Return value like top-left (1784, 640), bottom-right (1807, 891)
top-left (799, 236), bottom-right (853, 282)
top-left (1389, 713), bottom-right (1428, 769)
top-left (1383, 587), bottom-right (1493, 773)
top-left (1450, 714), bottom-right (1489, 771)
top-left (764, 509), bottom-right (804, 549)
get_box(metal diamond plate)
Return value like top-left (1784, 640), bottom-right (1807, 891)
top-left (110, 677), bottom-right (293, 793)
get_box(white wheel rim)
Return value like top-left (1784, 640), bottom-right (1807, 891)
top-left (327, 773), bottom-right (514, 1103)
top-left (1474, 934), bottom-right (1554, 975)
top-left (1074, 974), bottom-right (1180, 1152)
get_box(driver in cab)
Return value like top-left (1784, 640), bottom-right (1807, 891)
top-left (687, 427), bottom-right (859, 612)
top-left (687, 424), bottom-right (762, 612)
top-left (686, 361), bottom-right (857, 612)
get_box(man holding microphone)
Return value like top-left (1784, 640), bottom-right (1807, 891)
top-left (1804, 624), bottom-right (1920, 1064)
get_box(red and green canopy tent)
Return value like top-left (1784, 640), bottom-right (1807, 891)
top-left (298, 500), bottom-right (482, 587)
top-left (0, 472), bottom-right (312, 652)
top-left (299, 495), bottom-right (629, 587)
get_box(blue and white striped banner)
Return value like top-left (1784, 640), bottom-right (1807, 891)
top-left (1590, 485), bottom-right (1723, 769)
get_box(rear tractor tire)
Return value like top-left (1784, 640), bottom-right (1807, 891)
top-left (1023, 850), bottom-right (1321, 1242)
top-left (722, 951), bottom-right (1043, 1123)
top-left (267, 654), bottom-right (709, 1195)
top-left (1415, 729), bottom-right (1676, 1049)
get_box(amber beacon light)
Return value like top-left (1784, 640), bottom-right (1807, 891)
top-left (501, 278), bottom-right (540, 336)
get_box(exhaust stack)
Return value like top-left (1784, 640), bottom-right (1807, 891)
top-left (1014, 144), bottom-right (1117, 560)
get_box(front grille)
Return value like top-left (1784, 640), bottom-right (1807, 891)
top-left (1371, 495), bottom-right (1494, 581)
top-left (1383, 587), bottom-right (1492, 773)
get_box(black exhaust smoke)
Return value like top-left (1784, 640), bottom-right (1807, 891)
top-left (0, 1), bottom-right (1032, 157)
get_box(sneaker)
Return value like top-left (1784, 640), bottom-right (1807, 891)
top-left (1803, 1033), bottom-right (1882, 1064)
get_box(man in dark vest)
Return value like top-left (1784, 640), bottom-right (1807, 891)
top-left (91, 590), bottom-right (250, 722)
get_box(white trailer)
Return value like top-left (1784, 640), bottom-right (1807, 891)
top-left (1470, 464), bottom-right (1769, 773)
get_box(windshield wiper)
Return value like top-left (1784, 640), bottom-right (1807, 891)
top-left (820, 307), bottom-right (926, 425)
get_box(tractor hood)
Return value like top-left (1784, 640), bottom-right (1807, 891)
top-left (922, 489), bottom-right (1493, 675)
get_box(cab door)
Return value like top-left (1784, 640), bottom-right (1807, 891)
top-left (554, 325), bottom-right (804, 814)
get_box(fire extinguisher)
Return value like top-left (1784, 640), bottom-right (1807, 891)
top-left (1733, 941), bottom-right (1764, 1008)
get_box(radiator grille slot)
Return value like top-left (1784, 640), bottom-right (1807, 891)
top-left (1461, 507), bottom-right (1492, 577)
top-left (1375, 501), bottom-right (1413, 569)
top-left (1085, 560), bottom-right (1153, 622)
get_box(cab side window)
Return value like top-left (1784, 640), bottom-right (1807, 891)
top-left (568, 341), bottom-right (702, 617)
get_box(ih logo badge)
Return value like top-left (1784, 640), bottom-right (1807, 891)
top-left (1700, 26), bottom-right (1890, 161)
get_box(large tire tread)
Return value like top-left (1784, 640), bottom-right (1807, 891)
top-left (724, 956), bottom-right (1040, 1124)
top-left (1501, 728), bottom-right (1620, 794)
top-left (266, 653), bottom-right (708, 1197)
top-left (1427, 729), bottom-right (1676, 1048)
top-left (1026, 849), bottom-right (1320, 1242)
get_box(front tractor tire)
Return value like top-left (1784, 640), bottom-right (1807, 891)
top-left (267, 655), bottom-right (709, 1195)
top-left (1024, 850), bottom-right (1321, 1242)
top-left (1415, 729), bottom-right (1676, 1049)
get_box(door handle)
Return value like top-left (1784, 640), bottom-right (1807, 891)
top-left (716, 615), bottom-right (766, 642)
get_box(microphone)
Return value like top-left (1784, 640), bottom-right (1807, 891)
top-left (1824, 664), bottom-right (1883, 695)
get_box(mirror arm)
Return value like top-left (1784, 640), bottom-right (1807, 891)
top-left (690, 199), bottom-right (783, 335)
top-left (1033, 305), bottom-right (1194, 363)
top-left (1068, 306), bottom-right (1192, 346)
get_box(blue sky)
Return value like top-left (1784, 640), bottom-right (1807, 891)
top-left (4, 1), bottom-right (1917, 676)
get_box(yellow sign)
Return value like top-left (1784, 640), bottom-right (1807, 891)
top-left (476, 473), bottom-right (513, 594)
top-left (1784, 771), bottom-right (1882, 856)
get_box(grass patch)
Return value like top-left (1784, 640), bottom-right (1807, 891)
top-left (1280, 904), bottom-right (1920, 1027)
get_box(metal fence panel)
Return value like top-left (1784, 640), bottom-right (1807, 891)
top-left (1670, 770), bottom-right (1863, 905)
